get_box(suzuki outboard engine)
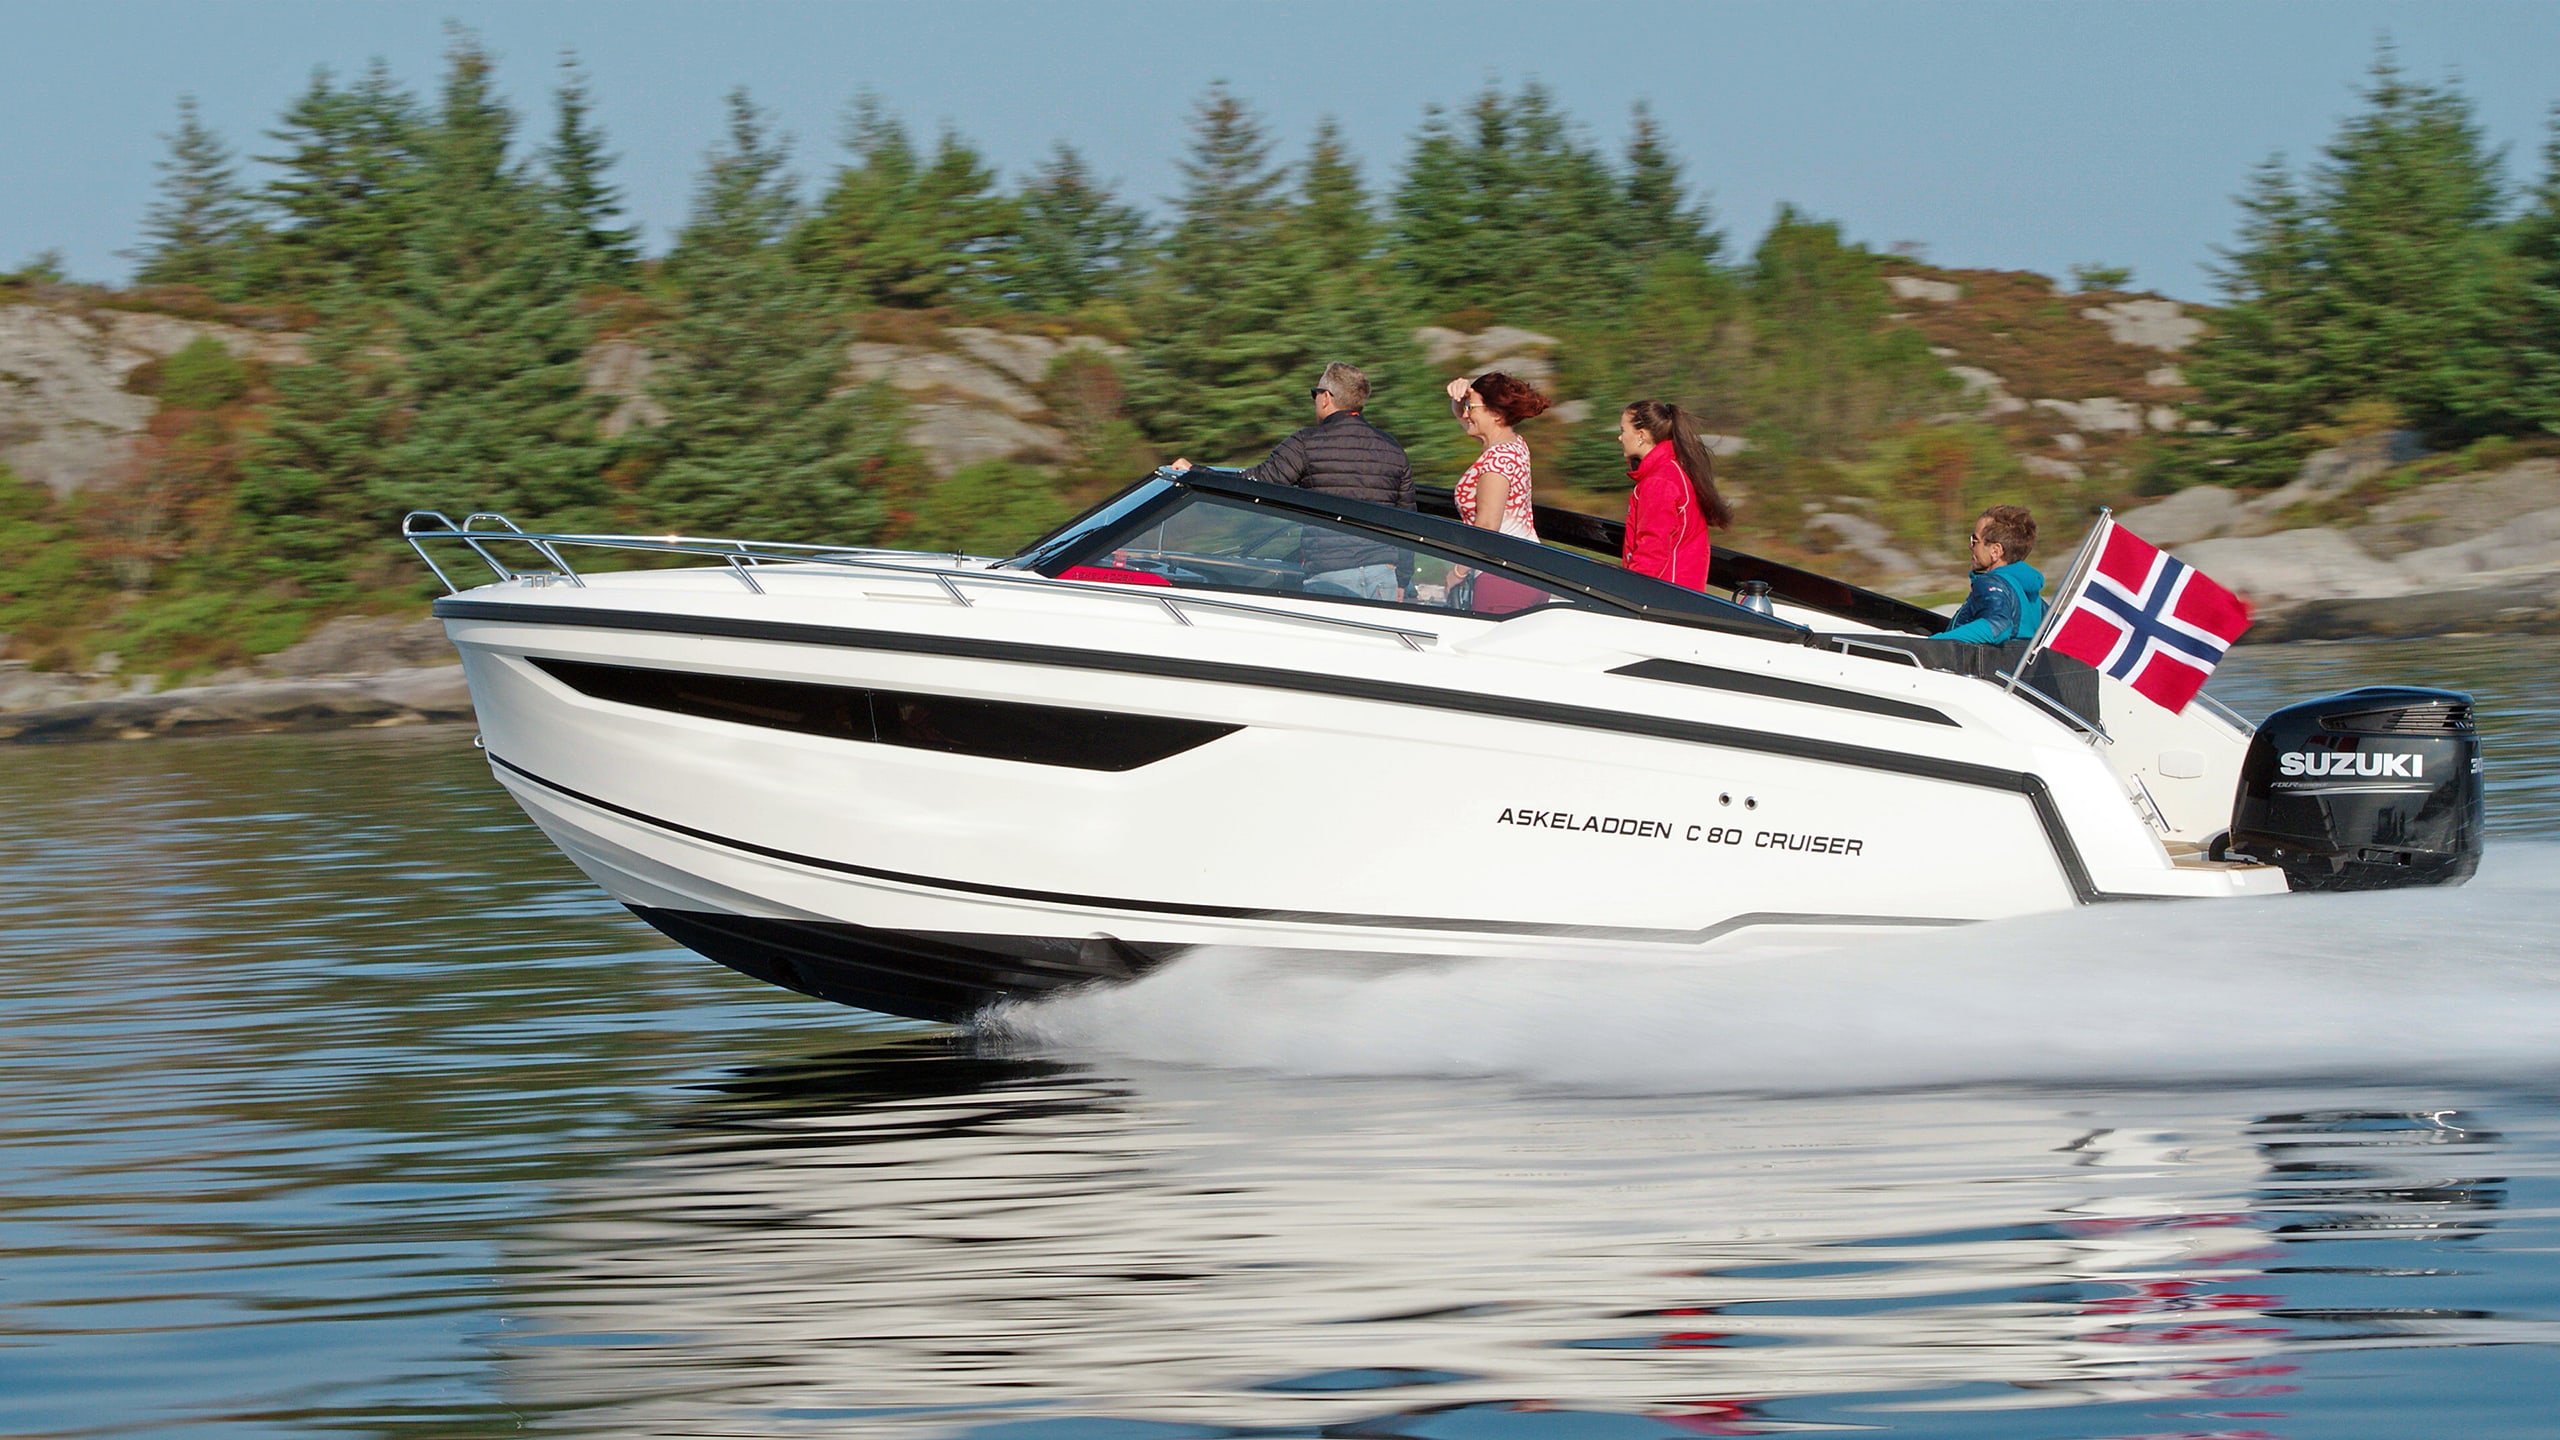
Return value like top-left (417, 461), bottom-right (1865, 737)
top-left (2228, 686), bottom-right (2483, 891)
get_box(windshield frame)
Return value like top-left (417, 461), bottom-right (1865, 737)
top-left (1006, 468), bottom-right (1811, 643)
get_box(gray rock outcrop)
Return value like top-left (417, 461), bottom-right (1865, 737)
top-left (1886, 276), bottom-right (1963, 305)
top-left (1415, 325), bottom-right (1560, 391)
top-left (2174, 528), bottom-right (2418, 605)
top-left (0, 302), bottom-right (302, 496)
top-left (839, 327), bottom-right (1125, 475)
top-left (2079, 299), bottom-right (2204, 352)
top-left (1807, 511), bottom-right (1925, 582)
top-left (585, 338), bottom-right (667, 439)
top-left (1948, 364), bottom-right (2028, 417)
top-left (2115, 447), bottom-right (2560, 640)
top-left (2032, 396), bottom-right (2146, 435)
top-left (2116, 484), bottom-right (2242, 547)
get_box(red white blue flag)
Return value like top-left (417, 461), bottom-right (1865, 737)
top-left (2043, 519), bottom-right (2252, 713)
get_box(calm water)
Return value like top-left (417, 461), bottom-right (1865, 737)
top-left (5, 637), bottom-right (2559, 1439)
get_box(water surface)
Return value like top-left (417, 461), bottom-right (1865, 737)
top-left (4, 637), bottom-right (2557, 1439)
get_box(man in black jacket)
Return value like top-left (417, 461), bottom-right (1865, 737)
top-left (1171, 362), bottom-right (1414, 599)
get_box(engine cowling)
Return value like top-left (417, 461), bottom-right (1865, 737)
top-left (2228, 685), bottom-right (2483, 891)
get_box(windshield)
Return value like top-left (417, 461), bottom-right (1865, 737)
top-left (1049, 491), bottom-right (1580, 617)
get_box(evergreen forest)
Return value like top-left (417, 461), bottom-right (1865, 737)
top-left (7, 35), bottom-right (2560, 677)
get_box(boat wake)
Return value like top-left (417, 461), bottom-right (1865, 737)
top-left (986, 841), bottom-right (2560, 1094)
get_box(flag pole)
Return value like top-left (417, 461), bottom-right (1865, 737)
top-left (2003, 506), bottom-right (2109, 694)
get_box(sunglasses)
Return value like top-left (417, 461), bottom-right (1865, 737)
top-left (1310, 387), bottom-right (1330, 401)
top-left (1451, 394), bottom-right (1478, 417)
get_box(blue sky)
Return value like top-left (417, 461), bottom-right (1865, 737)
top-left (5, 0), bottom-right (2556, 302)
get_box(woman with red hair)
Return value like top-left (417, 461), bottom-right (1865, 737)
top-left (1443, 371), bottom-right (1552, 613)
top-left (1617, 399), bottom-right (1733, 591)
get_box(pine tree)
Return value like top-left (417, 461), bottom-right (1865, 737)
top-left (132, 96), bottom-right (256, 292)
top-left (1501, 83), bottom-right (1629, 322)
top-left (794, 95), bottom-right (1015, 309)
top-left (236, 306), bottom-right (409, 594)
top-left (2178, 156), bottom-right (2332, 485)
top-left (1281, 120), bottom-right (1455, 482)
top-left (644, 89), bottom-right (900, 542)
top-left (239, 35), bottom-right (613, 592)
top-left (542, 53), bottom-right (638, 282)
top-left (2165, 48), bottom-right (2530, 489)
top-left (255, 60), bottom-right (425, 297)
top-left (1295, 117), bottom-right (1379, 271)
top-left (1620, 101), bottom-right (1720, 272)
top-left (375, 33), bottom-right (613, 536)
top-left (1128, 84), bottom-right (1311, 462)
top-left (1743, 206), bottom-right (1952, 462)
top-left (1386, 104), bottom-right (1485, 312)
top-left (2513, 107), bottom-right (2560, 432)
top-left (1005, 143), bottom-right (1151, 314)
top-left (1387, 83), bottom-right (1628, 325)
top-left (2308, 49), bottom-right (2521, 441)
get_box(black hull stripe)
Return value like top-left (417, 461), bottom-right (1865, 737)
top-left (1610, 657), bottom-right (1957, 727)
top-left (441, 598), bottom-right (2122, 903)
top-left (493, 753), bottom-right (1973, 943)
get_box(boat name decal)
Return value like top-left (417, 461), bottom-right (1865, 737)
top-left (1496, 808), bottom-right (1865, 856)
top-left (2278, 750), bottom-right (2425, 778)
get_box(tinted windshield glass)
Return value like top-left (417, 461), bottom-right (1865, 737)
top-left (1072, 493), bottom-right (1576, 617)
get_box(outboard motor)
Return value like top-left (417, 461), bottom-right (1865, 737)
top-left (2228, 686), bottom-right (2483, 891)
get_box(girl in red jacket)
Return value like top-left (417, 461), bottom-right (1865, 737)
top-left (1617, 400), bottom-right (1733, 591)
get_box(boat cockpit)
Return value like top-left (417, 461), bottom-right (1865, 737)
top-left (1005, 465), bottom-right (2102, 727)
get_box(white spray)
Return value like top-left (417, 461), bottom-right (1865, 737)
top-left (987, 843), bottom-right (2560, 1094)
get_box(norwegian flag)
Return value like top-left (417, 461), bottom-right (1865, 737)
top-left (2042, 519), bottom-right (2252, 713)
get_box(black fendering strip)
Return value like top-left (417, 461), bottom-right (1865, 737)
top-left (439, 598), bottom-right (2123, 902)
top-left (1610, 657), bottom-right (1958, 728)
top-left (487, 751), bottom-right (1970, 941)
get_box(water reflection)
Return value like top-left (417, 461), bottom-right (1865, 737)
top-left (5, 638), bottom-right (2559, 1439)
top-left (496, 1050), bottom-right (2531, 1437)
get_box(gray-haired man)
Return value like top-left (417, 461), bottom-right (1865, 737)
top-left (1170, 362), bottom-right (1415, 598)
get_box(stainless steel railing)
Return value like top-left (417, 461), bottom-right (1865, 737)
top-left (403, 511), bottom-right (1441, 651)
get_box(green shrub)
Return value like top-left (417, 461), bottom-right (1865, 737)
top-left (2458, 434), bottom-right (2521, 474)
top-left (893, 461), bottom-right (1077, 557)
top-left (158, 335), bottom-right (252, 411)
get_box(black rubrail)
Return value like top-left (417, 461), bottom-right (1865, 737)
top-left (529, 656), bottom-right (1237, 771)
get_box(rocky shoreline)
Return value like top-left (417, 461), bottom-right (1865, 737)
top-left (0, 614), bottom-right (472, 744)
top-left (2125, 439), bottom-right (2560, 644)
top-left (0, 665), bottom-right (471, 743)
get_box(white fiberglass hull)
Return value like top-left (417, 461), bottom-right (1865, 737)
top-left (439, 560), bottom-right (2281, 1021)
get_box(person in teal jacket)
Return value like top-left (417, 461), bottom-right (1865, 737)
top-left (1938, 504), bottom-right (2045, 643)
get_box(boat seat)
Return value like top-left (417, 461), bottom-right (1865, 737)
top-left (1819, 634), bottom-right (2103, 733)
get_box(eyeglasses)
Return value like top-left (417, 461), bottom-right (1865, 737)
top-left (1310, 387), bottom-right (1329, 402)
top-left (1451, 395), bottom-right (1478, 417)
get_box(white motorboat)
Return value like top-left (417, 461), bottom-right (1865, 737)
top-left (409, 467), bottom-right (2483, 1022)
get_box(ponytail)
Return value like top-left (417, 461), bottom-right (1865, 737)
top-left (1623, 400), bottom-right (1733, 528)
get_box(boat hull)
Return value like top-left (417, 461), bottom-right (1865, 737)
top-left (625, 905), bottom-right (1167, 1022)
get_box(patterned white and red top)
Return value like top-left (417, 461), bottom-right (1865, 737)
top-left (1454, 438), bottom-right (1538, 541)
